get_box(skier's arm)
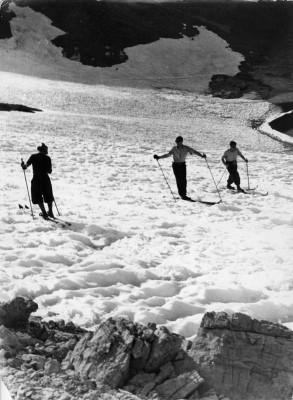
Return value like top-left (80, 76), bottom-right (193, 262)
top-left (221, 155), bottom-right (228, 166)
top-left (153, 150), bottom-right (172, 160)
top-left (47, 158), bottom-right (52, 174)
top-left (158, 152), bottom-right (172, 159)
top-left (237, 149), bottom-right (248, 163)
top-left (189, 147), bottom-right (206, 158)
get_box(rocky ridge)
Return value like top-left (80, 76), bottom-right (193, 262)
top-left (1, 297), bottom-right (293, 400)
top-left (0, 103), bottom-right (42, 113)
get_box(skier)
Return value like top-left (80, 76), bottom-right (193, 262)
top-left (153, 136), bottom-right (206, 200)
top-left (221, 140), bottom-right (248, 192)
top-left (21, 143), bottom-right (54, 219)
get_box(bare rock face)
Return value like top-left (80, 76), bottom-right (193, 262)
top-left (208, 74), bottom-right (271, 99)
top-left (67, 318), bottom-right (132, 388)
top-left (2, 297), bottom-right (293, 400)
top-left (0, 325), bottom-right (23, 353)
top-left (0, 297), bottom-right (38, 328)
top-left (144, 326), bottom-right (185, 372)
top-left (155, 370), bottom-right (204, 400)
top-left (67, 313), bottom-right (293, 399)
top-left (67, 317), bottom-right (204, 399)
top-left (188, 311), bottom-right (293, 400)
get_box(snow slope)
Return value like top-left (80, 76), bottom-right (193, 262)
top-left (0, 3), bottom-right (293, 340)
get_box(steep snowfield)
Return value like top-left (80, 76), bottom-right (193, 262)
top-left (0, 3), bottom-right (293, 340)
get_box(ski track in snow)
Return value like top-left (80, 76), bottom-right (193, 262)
top-left (1, 76), bottom-right (293, 339)
top-left (0, 3), bottom-right (293, 339)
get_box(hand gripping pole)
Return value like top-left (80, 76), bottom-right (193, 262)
top-left (21, 158), bottom-right (34, 219)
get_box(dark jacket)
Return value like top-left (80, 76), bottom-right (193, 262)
top-left (26, 153), bottom-right (52, 175)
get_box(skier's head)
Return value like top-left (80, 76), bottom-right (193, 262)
top-left (175, 136), bottom-right (183, 144)
top-left (230, 141), bottom-right (237, 148)
top-left (37, 143), bottom-right (48, 154)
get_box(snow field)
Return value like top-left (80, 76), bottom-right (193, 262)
top-left (1, 77), bottom-right (293, 339)
top-left (0, 3), bottom-right (293, 339)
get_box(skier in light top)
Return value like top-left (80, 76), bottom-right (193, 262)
top-left (21, 143), bottom-right (55, 219)
top-left (154, 136), bottom-right (206, 200)
top-left (221, 140), bottom-right (248, 193)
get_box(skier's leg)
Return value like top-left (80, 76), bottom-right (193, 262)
top-left (44, 176), bottom-right (54, 218)
top-left (38, 202), bottom-right (48, 219)
top-left (227, 164), bottom-right (235, 189)
top-left (47, 202), bottom-right (54, 218)
top-left (173, 163), bottom-right (186, 198)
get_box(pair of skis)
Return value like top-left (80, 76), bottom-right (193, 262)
top-left (227, 186), bottom-right (268, 197)
top-left (175, 185), bottom-right (268, 205)
top-left (18, 204), bottom-right (71, 228)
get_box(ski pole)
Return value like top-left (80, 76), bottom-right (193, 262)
top-left (155, 159), bottom-right (177, 202)
top-left (246, 162), bottom-right (250, 190)
top-left (205, 158), bottom-right (222, 202)
top-left (54, 198), bottom-right (61, 216)
top-left (21, 158), bottom-right (34, 219)
top-left (216, 168), bottom-right (227, 189)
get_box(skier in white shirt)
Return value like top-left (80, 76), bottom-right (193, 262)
top-left (222, 141), bottom-right (248, 192)
top-left (154, 136), bottom-right (206, 200)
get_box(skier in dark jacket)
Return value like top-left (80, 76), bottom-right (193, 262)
top-left (21, 143), bottom-right (54, 219)
top-left (154, 136), bottom-right (206, 200)
top-left (221, 140), bottom-right (248, 192)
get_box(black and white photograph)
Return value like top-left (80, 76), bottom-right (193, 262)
top-left (0, 0), bottom-right (293, 399)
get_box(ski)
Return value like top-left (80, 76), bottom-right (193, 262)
top-left (51, 217), bottom-right (72, 226)
top-left (198, 200), bottom-right (222, 205)
top-left (180, 198), bottom-right (196, 202)
top-left (47, 218), bottom-right (66, 228)
top-left (39, 213), bottom-right (67, 228)
top-left (19, 205), bottom-right (71, 227)
top-left (227, 189), bottom-right (268, 197)
top-left (226, 186), bottom-right (258, 192)
top-left (176, 197), bottom-right (220, 205)
top-left (47, 218), bottom-right (67, 228)
top-left (230, 191), bottom-right (268, 196)
top-left (244, 191), bottom-right (268, 197)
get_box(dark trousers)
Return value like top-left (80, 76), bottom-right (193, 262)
top-left (227, 162), bottom-right (240, 186)
top-left (172, 162), bottom-right (187, 198)
top-left (31, 174), bottom-right (54, 204)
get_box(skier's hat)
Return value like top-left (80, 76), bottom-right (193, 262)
top-left (230, 141), bottom-right (237, 147)
top-left (175, 136), bottom-right (183, 142)
top-left (37, 143), bottom-right (48, 153)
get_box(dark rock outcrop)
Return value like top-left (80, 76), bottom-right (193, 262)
top-left (208, 73), bottom-right (271, 99)
top-left (0, 297), bottom-right (38, 328)
top-left (0, 103), bottom-right (42, 113)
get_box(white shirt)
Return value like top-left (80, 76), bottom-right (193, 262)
top-left (168, 145), bottom-right (197, 163)
top-left (223, 148), bottom-right (243, 163)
